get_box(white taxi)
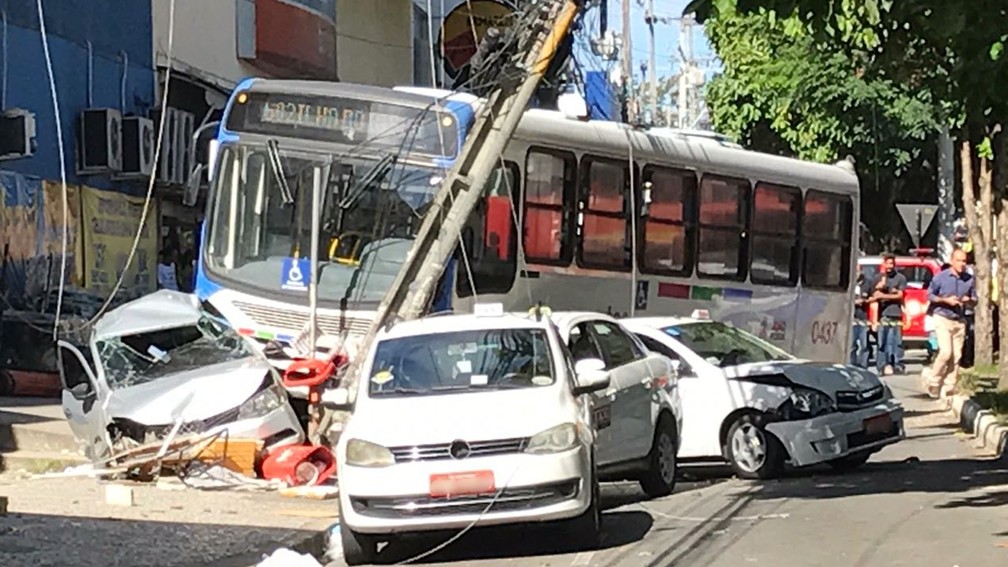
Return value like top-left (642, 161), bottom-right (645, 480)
top-left (334, 306), bottom-right (610, 565)
top-left (622, 313), bottom-right (905, 480)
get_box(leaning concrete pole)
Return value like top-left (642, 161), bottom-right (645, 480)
top-left (339, 0), bottom-right (584, 406)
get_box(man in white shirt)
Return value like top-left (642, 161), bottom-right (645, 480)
top-left (157, 248), bottom-right (179, 291)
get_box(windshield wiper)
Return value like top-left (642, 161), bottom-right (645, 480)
top-left (371, 386), bottom-right (430, 397)
top-left (339, 153), bottom-right (398, 210)
top-left (266, 138), bottom-right (295, 205)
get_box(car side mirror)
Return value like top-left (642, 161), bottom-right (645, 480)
top-left (69, 382), bottom-right (94, 400)
top-left (573, 358), bottom-right (610, 396)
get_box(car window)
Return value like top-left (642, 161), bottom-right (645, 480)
top-left (664, 321), bottom-right (793, 367)
top-left (568, 323), bottom-right (604, 362)
top-left (368, 327), bottom-right (555, 397)
top-left (58, 346), bottom-right (92, 390)
top-left (589, 321), bottom-right (644, 369)
top-left (637, 334), bottom-right (681, 361)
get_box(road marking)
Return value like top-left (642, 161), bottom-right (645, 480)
top-left (571, 551), bottom-right (595, 565)
top-left (640, 505), bottom-right (789, 522)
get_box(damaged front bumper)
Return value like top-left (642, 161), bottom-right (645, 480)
top-left (766, 399), bottom-right (905, 468)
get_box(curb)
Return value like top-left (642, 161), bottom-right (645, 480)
top-left (950, 394), bottom-right (1008, 459)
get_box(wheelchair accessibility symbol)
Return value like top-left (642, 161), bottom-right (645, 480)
top-left (281, 257), bottom-right (311, 292)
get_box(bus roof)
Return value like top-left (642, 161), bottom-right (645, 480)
top-left (231, 78), bottom-right (454, 111)
top-left (509, 109), bottom-right (860, 195)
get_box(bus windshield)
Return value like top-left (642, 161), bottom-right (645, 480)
top-left (204, 143), bottom-right (446, 306)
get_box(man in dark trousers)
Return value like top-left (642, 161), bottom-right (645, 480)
top-left (869, 253), bottom-right (907, 375)
top-left (925, 248), bottom-right (976, 399)
top-left (850, 264), bottom-right (870, 368)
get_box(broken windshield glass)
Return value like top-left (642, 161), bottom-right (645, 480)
top-left (98, 314), bottom-right (253, 390)
top-left (664, 322), bottom-right (793, 367)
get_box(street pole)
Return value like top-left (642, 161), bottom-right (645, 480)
top-left (645, 0), bottom-right (657, 123)
top-left (622, 0), bottom-right (634, 123)
top-left (937, 125), bottom-right (956, 260)
top-left (332, 0), bottom-right (585, 417)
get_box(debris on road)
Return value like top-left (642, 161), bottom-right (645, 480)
top-left (257, 547), bottom-right (323, 567)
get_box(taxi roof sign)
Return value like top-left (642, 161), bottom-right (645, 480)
top-left (691, 309), bottom-right (711, 320)
top-left (473, 303), bottom-right (504, 317)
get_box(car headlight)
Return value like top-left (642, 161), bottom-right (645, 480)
top-left (345, 439), bottom-right (395, 467)
top-left (525, 423), bottom-right (579, 454)
top-left (779, 387), bottom-right (836, 420)
top-left (236, 379), bottom-right (286, 420)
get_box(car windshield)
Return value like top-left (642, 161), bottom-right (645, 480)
top-left (367, 328), bottom-right (556, 397)
top-left (97, 315), bottom-right (252, 389)
top-left (663, 321), bottom-right (793, 367)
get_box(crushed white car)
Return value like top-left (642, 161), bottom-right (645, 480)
top-left (57, 290), bottom-right (304, 462)
top-left (622, 315), bottom-right (905, 479)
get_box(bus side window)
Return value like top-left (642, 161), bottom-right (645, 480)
top-left (697, 175), bottom-right (750, 280)
top-left (802, 190), bottom-right (853, 289)
top-left (524, 149), bottom-right (576, 265)
top-left (750, 183), bottom-right (801, 286)
top-left (578, 157), bottom-right (633, 271)
top-left (456, 161), bottom-right (520, 298)
top-left (640, 166), bottom-right (696, 277)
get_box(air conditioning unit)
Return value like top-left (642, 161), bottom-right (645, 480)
top-left (176, 110), bottom-right (195, 183)
top-left (77, 108), bottom-right (123, 174)
top-left (116, 116), bottom-right (155, 178)
top-left (150, 107), bottom-right (180, 185)
top-left (0, 109), bottom-right (37, 161)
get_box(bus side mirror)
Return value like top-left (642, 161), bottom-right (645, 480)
top-left (183, 164), bottom-right (204, 207)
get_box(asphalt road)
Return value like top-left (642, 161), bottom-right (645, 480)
top-left (324, 358), bottom-right (1008, 567)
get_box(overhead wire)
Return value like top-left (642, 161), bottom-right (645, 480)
top-left (35, 0), bottom-right (69, 340)
top-left (51, 0), bottom-right (179, 334)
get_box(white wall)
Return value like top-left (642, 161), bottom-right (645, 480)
top-left (152, 0), bottom-right (259, 90)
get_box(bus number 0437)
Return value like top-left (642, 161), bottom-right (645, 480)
top-left (811, 320), bottom-right (839, 345)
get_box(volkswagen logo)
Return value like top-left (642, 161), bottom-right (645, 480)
top-left (449, 440), bottom-right (471, 460)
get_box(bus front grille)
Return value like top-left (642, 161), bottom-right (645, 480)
top-left (232, 301), bottom-right (372, 337)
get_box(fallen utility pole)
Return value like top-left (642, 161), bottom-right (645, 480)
top-left (326, 0), bottom-right (584, 425)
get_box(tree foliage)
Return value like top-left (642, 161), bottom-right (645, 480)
top-left (703, 7), bottom-right (938, 243)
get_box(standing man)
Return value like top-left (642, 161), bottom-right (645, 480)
top-left (926, 248), bottom-right (976, 399)
top-left (869, 253), bottom-right (907, 375)
top-left (850, 264), bottom-right (870, 368)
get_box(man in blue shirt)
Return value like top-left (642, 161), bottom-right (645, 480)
top-left (925, 248), bottom-right (976, 399)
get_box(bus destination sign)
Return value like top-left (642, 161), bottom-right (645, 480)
top-left (227, 91), bottom-right (459, 159)
top-left (259, 100), bottom-right (368, 143)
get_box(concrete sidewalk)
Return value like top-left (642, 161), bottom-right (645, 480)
top-left (0, 396), bottom-right (87, 473)
top-left (0, 473), bottom-right (337, 566)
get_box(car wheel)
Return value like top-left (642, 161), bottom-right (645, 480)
top-left (827, 451), bottom-right (872, 472)
top-left (338, 501), bottom-right (378, 565)
top-left (564, 465), bottom-right (601, 549)
top-left (639, 415), bottom-right (678, 498)
top-left (725, 414), bottom-right (784, 480)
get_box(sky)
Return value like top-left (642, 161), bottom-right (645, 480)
top-left (577, 0), bottom-right (721, 81)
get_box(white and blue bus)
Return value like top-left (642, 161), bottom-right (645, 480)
top-left (195, 81), bottom-right (859, 366)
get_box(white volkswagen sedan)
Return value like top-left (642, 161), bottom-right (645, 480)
top-left (335, 307), bottom-right (610, 565)
top-left (621, 315), bottom-right (905, 480)
top-left (549, 312), bottom-right (682, 498)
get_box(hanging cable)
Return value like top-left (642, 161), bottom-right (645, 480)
top-left (61, 0), bottom-right (178, 332)
top-left (36, 0), bottom-right (69, 340)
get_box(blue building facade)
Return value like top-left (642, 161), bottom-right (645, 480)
top-left (0, 1), bottom-right (155, 308)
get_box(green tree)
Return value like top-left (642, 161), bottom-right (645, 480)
top-left (702, 7), bottom-right (938, 246)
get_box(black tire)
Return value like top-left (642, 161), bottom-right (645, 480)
top-left (827, 451), bottom-right (872, 472)
top-left (564, 466), bottom-right (601, 549)
top-left (725, 414), bottom-right (785, 480)
top-left (638, 415), bottom-right (678, 498)
top-left (338, 500), bottom-right (378, 565)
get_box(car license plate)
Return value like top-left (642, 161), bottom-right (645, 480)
top-left (429, 471), bottom-right (496, 498)
top-left (863, 414), bottom-right (892, 436)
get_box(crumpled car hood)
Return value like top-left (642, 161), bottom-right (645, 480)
top-left (105, 357), bottom-right (272, 425)
top-left (725, 360), bottom-right (883, 397)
